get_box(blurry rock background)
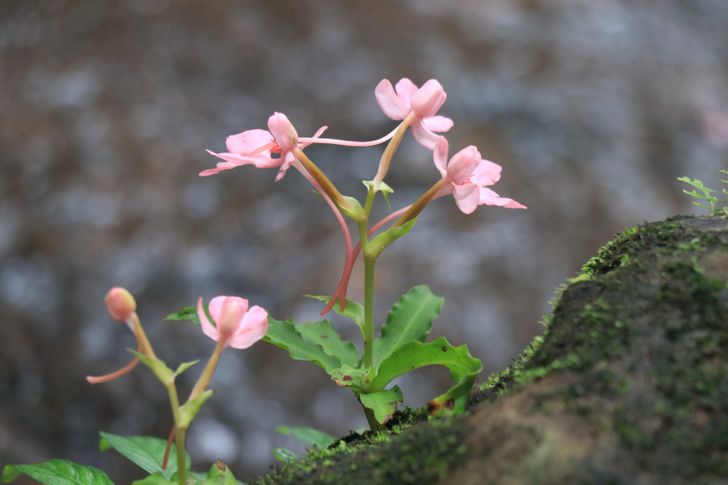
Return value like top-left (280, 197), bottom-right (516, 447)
top-left (1, 0), bottom-right (727, 481)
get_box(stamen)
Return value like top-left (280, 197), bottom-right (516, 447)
top-left (251, 141), bottom-right (277, 156)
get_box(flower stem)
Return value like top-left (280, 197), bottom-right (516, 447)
top-left (394, 177), bottom-right (449, 227)
top-left (363, 254), bottom-right (376, 370)
top-left (294, 148), bottom-right (349, 210)
top-left (165, 382), bottom-right (187, 485)
top-left (373, 113), bottom-right (414, 187)
top-left (189, 340), bottom-right (225, 400)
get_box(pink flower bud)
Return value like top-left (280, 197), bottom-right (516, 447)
top-left (105, 287), bottom-right (137, 322)
top-left (267, 112), bottom-right (299, 153)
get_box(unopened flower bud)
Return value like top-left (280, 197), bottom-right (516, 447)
top-left (267, 112), bottom-right (299, 152)
top-left (105, 287), bottom-right (137, 322)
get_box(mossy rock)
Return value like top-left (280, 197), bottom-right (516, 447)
top-left (254, 215), bottom-right (728, 485)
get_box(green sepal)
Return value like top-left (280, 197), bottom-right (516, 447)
top-left (368, 218), bottom-right (417, 257)
top-left (99, 431), bottom-right (189, 480)
top-left (179, 390), bottom-right (213, 429)
top-left (363, 179), bottom-right (394, 207)
top-left (305, 295), bottom-right (365, 330)
top-left (359, 386), bottom-right (403, 424)
top-left (294, 320), bottom-right (359, 367)
top-left (372, 336), bottom-right (483, 416)
top-left (374, 285), bottom-right (443, 369)
top-left (339, 196), bottom-right (367, 222)
top-left (134, 351), bottom-right (175, 385)
top-left (164, 306), bottom-right (200, 325)
top-left (273, 448), bottom-right (299, 463)
top-left (2, 459), bottom-right (114, 485)
top-left (276, 425), bottom-right (337, 448)
top-left (263, 318), bottom-right (341, 376)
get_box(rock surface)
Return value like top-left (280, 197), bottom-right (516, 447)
top-left (254, 215), bottom-right (728, 484)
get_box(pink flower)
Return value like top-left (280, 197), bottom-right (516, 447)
top-left (434, 138), bottom-right (526, 214)
top-left (202, 113), bottom-right (327, 181)
top-left (375, 78), bottom-right (454, 149)
top-left (197, 296), bottom-right (269, 349)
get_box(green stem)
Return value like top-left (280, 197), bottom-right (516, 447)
top-left (165, 382), bottom-right (187, 485)
top-left (188, 341), bottom-right (225, 400)
top-left (363, 254), bottom-right (376, 370)
top-left (373, 113), bottom-right (414, 186)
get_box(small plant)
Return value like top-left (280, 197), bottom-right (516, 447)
top-left (3, 78), bottom-right (525, 484)
top-left (677, 170), bottom-right (728, 215)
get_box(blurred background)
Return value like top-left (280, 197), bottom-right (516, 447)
top-left (1, 0), bottom-right (728, 481)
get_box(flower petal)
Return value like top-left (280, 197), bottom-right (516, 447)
top-left (453, 183), bottom-right (480, 214)
top-left (472, 159), bottom-right (502, 186)
top-left (226, 129), bottom-right (273, 155)
top-left (375, 79), bottom-right (410, 120)
top-left (228, 306), bottom-right (269, 349)
top-left (197, 297), bottom-right (219, 341)
top-left (268, 112), bottom-right (299, 152)
top-left (447, 146), bottom-right (481, 183)
top-left (479, 187), bottom-right (527, 209)
top-left (410, 79), bottom-right (447, 118)
top-left (394, 78), bottom-right (418, 105)
top-left (433, 137), bottom-right (449, 177)
top-left (411, 120), bottom-right (443, 150)
top-left (421, 115), bottom-right (453, 133)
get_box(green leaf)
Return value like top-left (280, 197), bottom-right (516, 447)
top-left (164, 306), bottom-right (200, 325)
top-left (179, 390), bottom-right (214, 429)
top-left (134, 351), bottom-right (175, 385)
top-left (295, 320), bottom-right (359, 367)
top-left (2, 460), bottom-right (114, 485)
top-left (329, 364), bottom-right (369, 391)
top-left (131, 473), bottom-right (174, 485)
top-left (174, 360), bottom-right (200, 378)
top-left (273, 448), bottom-right (299, 463)
top-left (263, 318), bottom-right (341, 376)
top-left (305, 295), bottom-right (364, 330)
top-left (276, 425), bottom-right (337, 448)
top-left (374, 286), bottom-right (443, 368)
top-left (359, 386), bottom-right (403, 424)
top-left (99, 431), bottom-right (190, 479)
top-left (372, 336), bottom-right (483, 417)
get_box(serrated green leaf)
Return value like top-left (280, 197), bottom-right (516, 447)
top-left (305, 295), bottom-right (364, 329)
top-left (329, 364), bottom-right (369, 391)
top-left (273, 448), bottom-right (299, 463)
top-left (359, 386), bottom-right (403, 424)
top-left (99, 432), bottom-right (189, 480)
top-left (374, 286), bottom-right (443, 368)
top-left (179, 390), bottom-right (213, 429)
top-left (133, 351), bottom-right (175, 385)
top-left (2, 459), bottom-right (114, 485)
top-left (173, 360), bottom-right (200, 378)
top-left (276, 425), bottom-right (337, 448)
top-left (372, 336), bottom-right (482, 416)
top-left (164, 306), bottom-right (200, 325)
top-left (295, 320), bottom-right (359, 367)
top-left (263, 318), bottom-right (341, 376)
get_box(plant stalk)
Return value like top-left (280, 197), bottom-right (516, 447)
top-left (165, 382), bottom-right (187, 485)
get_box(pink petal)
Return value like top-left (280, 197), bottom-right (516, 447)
top-left (226, 129), bottom-right (273, 155)
top-left (472, 160), bottom-right (502, 186)
top-left (394, 78), bottom-right (418, 105)
top-left (375, 79), bottom-right (410, 120)
top-left (218, 297), bottom-right (249, 339)
top-left (421, 115), bottom-right (453, 133)
top-left (274, 153), bottom-right (297, 181)
top-left (453, 183), bottom-right (480, 214)
top-left (433, 137), bottom-right (449, 177)
top-left (198, 297), bottom-right (219, 341)
top-left (411, 120), bottom-right (443, 150)
top-left (410, 79), bottom-right (446, 118)
top-left (228, 306), bottom-right (269, 349)
top-left (447, 146), bottom-right (481, 183)
top-left (479, 187), bottom-right (527, 209)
